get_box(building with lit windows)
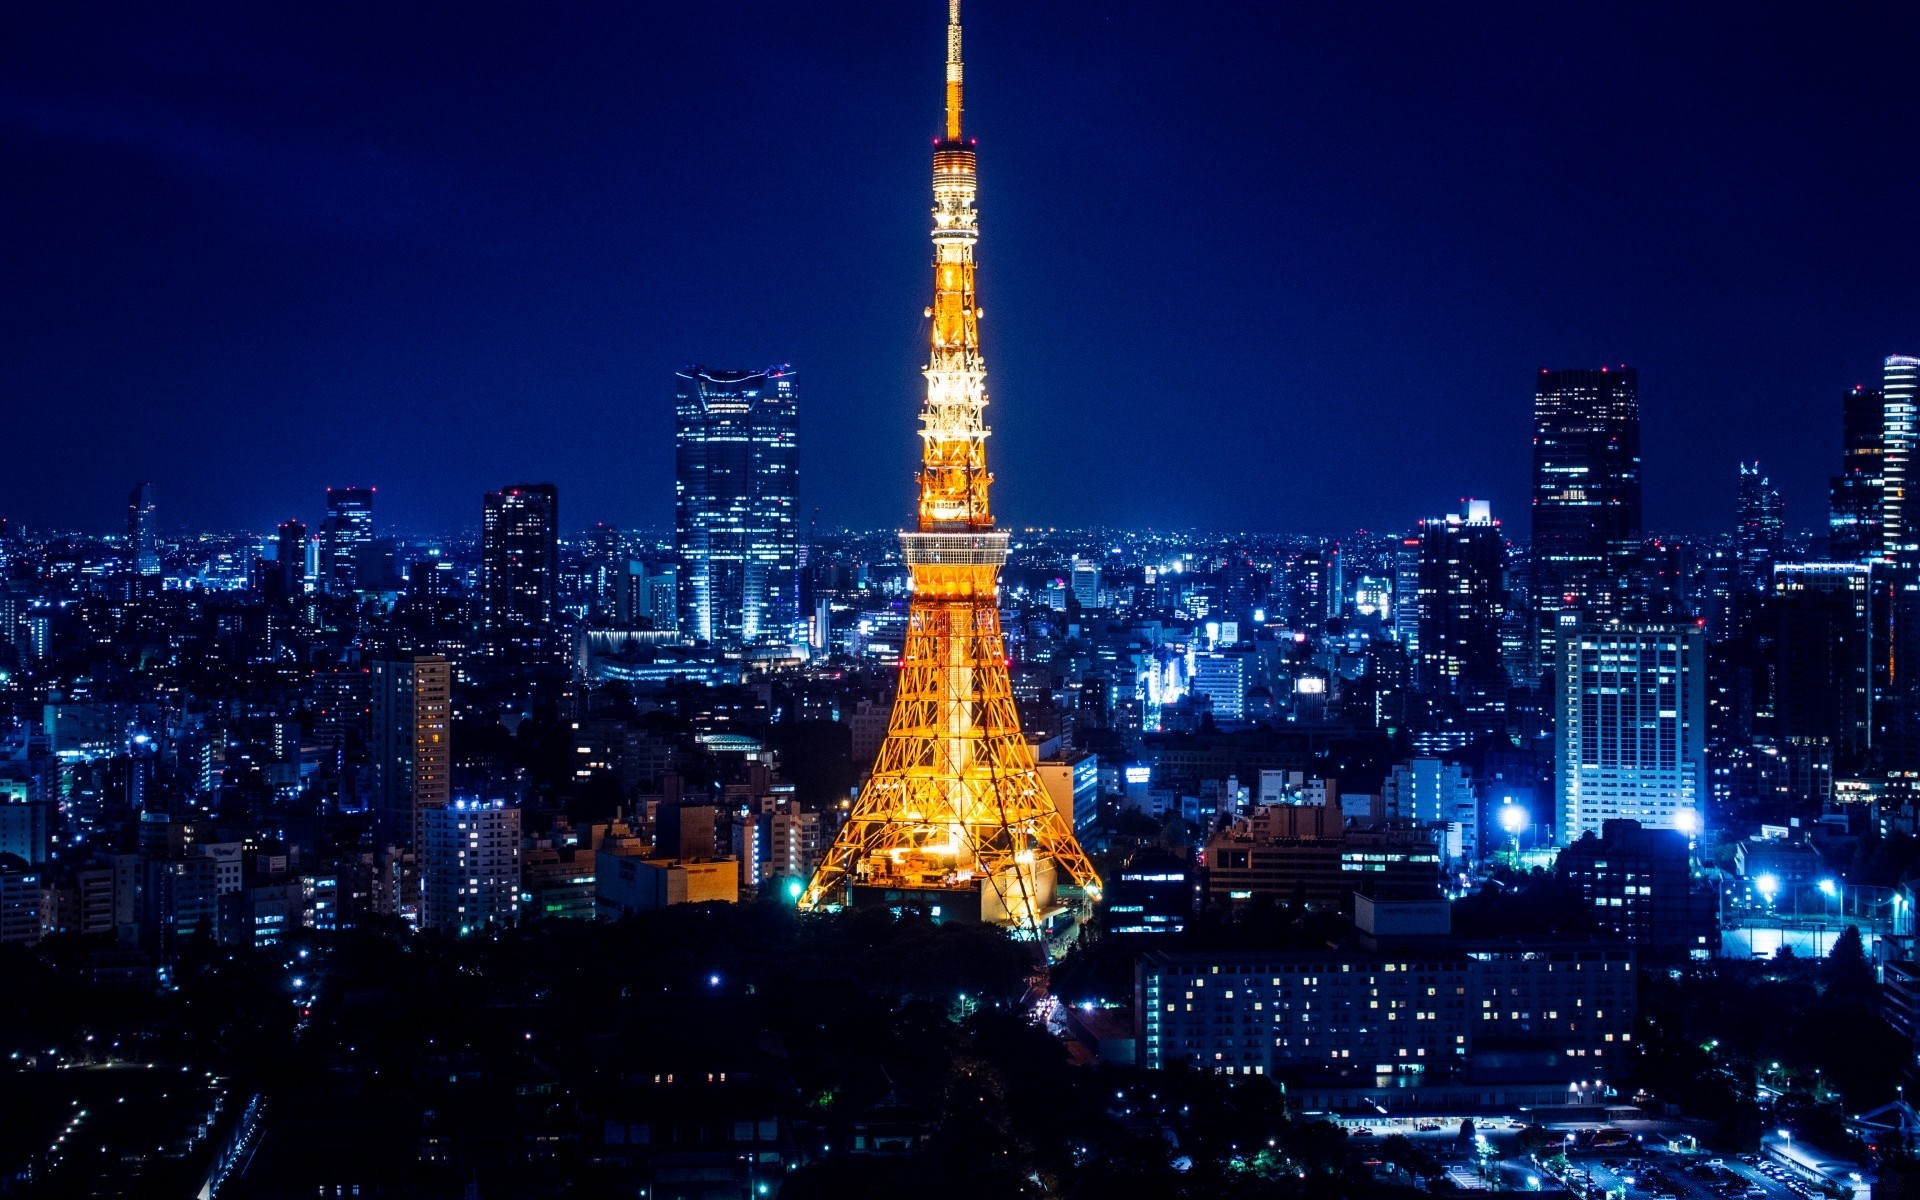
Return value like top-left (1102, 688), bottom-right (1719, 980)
top-left (320, 486), bottom-right (375, 595)
top-left (1555, 616), bottom-right (1707, 842)
top-left (1136, 943), bottom-right (1636, 1100)
top-left (1884, 356), bottom-right (1920, 557)
top-left (1203, 803), bottom-right (1442, 910)
top-left (1770, 563), bottom-right (1873, 763)
top-left (1381, 757), bottom-right (1480, 863)
top-left (1532, 367), bottom-right (1642, 666)
top-left (673, 365), bottom-right (799, 647)
top-left (370, 654), bottom-right (451, 849)
top-left (127, 481), bottom-right (160, 575)
top-left (420, 799), bottom-right (521, 935)
top-left (1191, 650), bottom-right (1248, 723)
top-left (1416, 500), bottom-right (1507, 721)
top-left (1556, 818), bottom-right (1718, 958)
top-left (481, 483), bottom-right (560, 659)
top-left (1735, 463), bottom-right (1786, 593)
top-left (1829, 385), bottom-right (1884, 563)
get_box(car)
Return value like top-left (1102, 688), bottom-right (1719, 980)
top-left (1745, 1187), bottom-right (1767, 1196)
top-left (1418, 1122), bottom-right (1443, 1132)
top-left (1349, 1126), bottom-right (1374, 1137)
top-left (1710, 1159), bottom-right (1725, 1167)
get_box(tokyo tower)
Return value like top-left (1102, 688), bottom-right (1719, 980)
top-left (800, 0), bottom-right (1102, 933)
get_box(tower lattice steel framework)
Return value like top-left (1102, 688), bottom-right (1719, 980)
top-left (800, 0), bottom-right (1102, 932)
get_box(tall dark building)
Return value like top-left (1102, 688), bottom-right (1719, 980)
top-left (1734, 462), bottom-right (1785, 592)
top-left (126, 482), bottom-right (159, 576)
top-left (1415, 500), bottom-right (1507, 711)
top-left (274, 519), bottom-right (307, 598)
top-left (673, 366), bottom-right (799, 646)
top-left (320, 487), bottom-right (375, 596)
top-left (1769, 563), bottom-right (1873, 765)
top-left (1828, 385), bottom-right (1883, 563)
top-left (481, 484), bottom-right (560, 658)
top-left (1532, 366), bottom-right (1642, 665)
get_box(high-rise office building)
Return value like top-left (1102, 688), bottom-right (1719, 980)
top-left (1532, 367), bottom-right (1642, 666)
top-left (321, 486), bottom-right (375, 596)
top-left (1884, 356), bottom-right (1920, 557)
top-left (481, 484), bottom-right (560, 659)
top-left (1555, 615), bottom-right (1707, 842)
top-left (1829, 385), bottom-right (1883, 563)
top-left (370, 654), bottom-right (451, 849)
top-left (1734, 463), bottom-right (1785, 591)
top-left (1415, 500), bottom-right (1506, 707)
top-left (419, 799), bottom-right (520, 936)
top-left (127, 482), bottom-right (160, 576)
top-left (1769, 563), bottom-right (1873, 764)
top-left (673, 365), bottom-right (799, 646)
top-left (1391, 535), bottom-right (1421, 655)
top-left (275, 519), bottom-right (307, 597)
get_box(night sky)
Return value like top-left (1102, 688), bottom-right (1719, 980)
top-left (4, 2), bottom-right (1917, 538)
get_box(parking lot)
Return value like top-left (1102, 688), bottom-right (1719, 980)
top-left (1553, 1144), bottom-right (1811, 1200)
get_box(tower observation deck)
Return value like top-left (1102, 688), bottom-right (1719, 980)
top-left (799, 0), bottom-right (1102, 935)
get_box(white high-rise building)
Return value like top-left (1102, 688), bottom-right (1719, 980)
top-left (1192, 651), bottom-right (1248, 722)
top-left (1883, 355), bottom-right (1920, 556)
top-left (1555, 615), bottom-right (1707, 842)
top-left (420, 800), bottom-right (521, 936)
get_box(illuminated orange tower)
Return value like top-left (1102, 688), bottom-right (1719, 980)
top-left (801, 0), bottom-right (1101, 933)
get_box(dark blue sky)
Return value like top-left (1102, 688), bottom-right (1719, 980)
top-left (3, 2), bottom-right (1916, 537)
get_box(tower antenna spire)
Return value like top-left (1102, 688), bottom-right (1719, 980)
top-left (945, 0), bottom-right (963, 141)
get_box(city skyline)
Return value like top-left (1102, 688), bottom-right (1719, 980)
top-left (5, 3), bottom-right (1919, 536)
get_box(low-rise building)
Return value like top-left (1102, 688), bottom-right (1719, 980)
top-left (1557, 818), bottom-right (1718, 958)
top-left (1137, 941), bottom-right (1637, 1100)
top-left (1204, 803), bottom-right (1441, 910)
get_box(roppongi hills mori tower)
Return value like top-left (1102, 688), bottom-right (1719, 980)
top-left (801, 0), bottom-right (1102, 933)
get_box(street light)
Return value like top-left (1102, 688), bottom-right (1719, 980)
top-left (1755, 874), bottom-right (1780, 904)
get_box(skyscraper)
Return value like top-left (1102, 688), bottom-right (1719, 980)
top-left (1883, 356), bottom-right (1920, 557)
top-left (802, 0), bottom-right (1100, 929)
top-left (1733, 462), bottom-right (1785, 591)
top-left (673, 366), bottom-right (799, 646)
top-left (321, 486), bottom-right (375, 596)
top-left (1415, 500), bottom-right (1507, 707)
top-left (1555, 615), bottom-right (1707, 842)
top-left (275, 519), bottom-right (307, 597)
top-left (1532, 367), bottom-right (1642, 667)
top-left (481, 484), bottom-right (560, 659)
top-left (1828, 385), bottom-right (1883, 562)
top-left (1769, 563), bottom-right (1872, 764)
top-left (370, 654), bottom-right (451, 851)
top-left (126, 482), bottom-right (159, 576)
top-left (1391, 535), bottom-right (1421, 656)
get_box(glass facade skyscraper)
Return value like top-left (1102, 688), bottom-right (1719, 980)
top-left (321, 486), bottom-right (375, 596)
top-left (673, 365), bottom-right (799, 646)
top-left (1828, 384), bottom-right (1883, 563)
top-left (126, 481), bottom-right (159, 576)
top-left (1415, 500), bottom-right (1507, 709)
top-left (1532, 366), bottom-right (1642, 667)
